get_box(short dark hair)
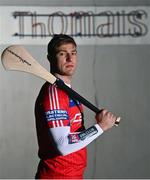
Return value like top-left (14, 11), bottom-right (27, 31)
top-left (47, 34), bottom-right (76, 74)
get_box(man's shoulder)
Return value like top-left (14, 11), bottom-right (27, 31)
top-left (39, 82), bottom-right (68, 98)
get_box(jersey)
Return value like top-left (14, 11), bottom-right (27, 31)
top-left (35, 82), bottom-right (103, 179)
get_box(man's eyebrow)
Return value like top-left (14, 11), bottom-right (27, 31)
top-left (57, 49), bottom-right (77, 52)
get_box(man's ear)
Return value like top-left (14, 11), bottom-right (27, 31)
top-left (48, 55), bottom-right (58, 74)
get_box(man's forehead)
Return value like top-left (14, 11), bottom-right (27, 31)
top-left (57, 43), bottom-right (77, 51)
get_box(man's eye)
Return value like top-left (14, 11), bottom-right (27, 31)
top-left (72, 51), bottom-right (77, 55)
top-left (59, 52), bottom-right (66, 56)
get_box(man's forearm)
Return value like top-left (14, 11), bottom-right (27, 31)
top-left (50, 124), bottom-right (103, 156)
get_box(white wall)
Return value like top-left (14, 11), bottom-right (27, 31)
top-left (93, 45), bottom-right (150, 178)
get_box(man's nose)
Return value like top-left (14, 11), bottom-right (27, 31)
top-left (66, 53), bottom-right (72, 61)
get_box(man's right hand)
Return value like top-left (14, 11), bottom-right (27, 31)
top-left (95, 109), bottom-right (117, 131)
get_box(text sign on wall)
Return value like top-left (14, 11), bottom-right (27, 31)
top-left (0, 6), bottom-right (149, 45)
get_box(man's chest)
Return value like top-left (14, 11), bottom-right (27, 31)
top-left (68, 98), bottom-right (84, 132)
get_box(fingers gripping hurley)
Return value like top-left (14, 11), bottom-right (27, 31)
top-left (1, 45), bottom-right (56, 84)
top-left (1, 45), bottom-right (120, 126)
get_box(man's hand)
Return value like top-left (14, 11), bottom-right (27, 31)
top-left (96, 109), bottom-right (117, 131)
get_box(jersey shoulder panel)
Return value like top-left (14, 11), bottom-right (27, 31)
top-left (42, 83), bottom-right (70, 128)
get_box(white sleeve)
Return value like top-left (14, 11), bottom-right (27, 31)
top-left (50, 124), bottom-right (103, 156)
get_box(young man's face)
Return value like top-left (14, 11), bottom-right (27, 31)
top-left (55, 43), bottom-right (77, 77)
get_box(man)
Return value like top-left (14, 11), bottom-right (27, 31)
top-left (35, 34), bottom-right (117, 179)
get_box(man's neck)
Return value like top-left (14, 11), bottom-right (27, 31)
top-left (55, 73), bottom-right (72, 85)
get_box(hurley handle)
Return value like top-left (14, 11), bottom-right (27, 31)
top-left (56, 78), bottom-right (101, 114)
top-left (56, 79), bottom-right (120, 126)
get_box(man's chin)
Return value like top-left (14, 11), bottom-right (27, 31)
top-left (67, 71), bottom-right (76, 76)
top-left (56, 71), bottom-right (75, 77)
top-left (64, 70), bottom-right (76, 76)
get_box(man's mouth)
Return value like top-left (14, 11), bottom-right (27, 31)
top-left (66, 64), bottom-right (74, 68)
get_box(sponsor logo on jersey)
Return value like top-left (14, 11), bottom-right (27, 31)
top-left (68, 134), bottom-right (80, 144)
top-left (69, 98), bottom-right (80, 107)
top-left (45, 109), bottom-right (69, 121)
top-left (78, 126), bottom-right (98, 141)
top-left (70, 113), bottom-right (82, 124)
top-left (68, 126), bottom-right (98, 144)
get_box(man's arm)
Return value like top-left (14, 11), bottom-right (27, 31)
top-left (49, 124), bottom-right (103, 156)
top-left (43, 84), bottom-right (117, 156)
top-left (47, 109), bottom-right (116, 156)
